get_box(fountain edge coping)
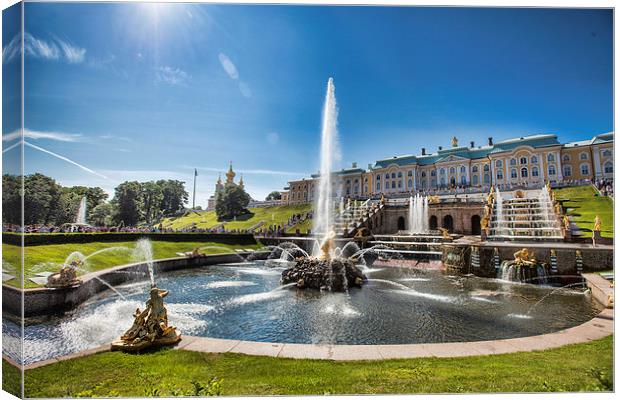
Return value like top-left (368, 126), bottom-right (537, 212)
top-left (12, 307), bottom-right (613, 369)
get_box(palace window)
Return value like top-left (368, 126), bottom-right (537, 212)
top-left (521, 168), bottom-right (528, 178)
top-left (484, 164), bottom-right (490, 172)
top-left (496, 171), bottom-right (503, 180)
top-left (511, 169), bottom-right (518, 179)
top-left (460, 175), bottom-right (466, 184)
top-left (408, 179), bottom-right (413, 188)
top-left (407, 170), bottom-right (413, 176)
top-left (495, 160), bottom-right (502, 168)
top-left (604, 162), bottom-right (613, 174)
top-left (580, 164), bottom-right (589, 176)
top-left (531, 155), bottom-right (538, 164)
top-left (431, 170), bottom-right (436, 177)
top-left (376, 182), bottom-right (381, 191)
top-left (580, 152), bottom-right (588, 160)
top-left (510, 158), bottom-right (517, 166)
top-left (472, 175), bottom-right (479, 185)
top-left (483, 174), bottom-right (490, 184)
top-left (376, 174), bottom-right (381, 181)
top-left (392, 181), bottom-right (396, 189)
top-left (460, 165), bottom-right (466, 173)
top-left (532, 167), bottom-right (539, 177)
top-left (397, 172), bottom-right (403, 178)
top-left (602, 149), bottom-right (612, 157)
top-left (346, 179), bottom-right (350, 185)
top-left (562, 154), bottom-right (571, 162)
top-left (563, 165), bottom-right (572, 177)
top-left (520, 157), bottom-right (527, 165)
top-left (440, 177), bottom-right (446, 186)
top-left (449, 167), bottom-right (456, 174)
top-left (472, 165), bottom-right (479, 173)
top-left (548, 165), bottom-right (556, 175)
top-left (547, 153), bottom-right (555, 162)
top-left (421, 179), bottom-right (427, 189)
top-left (385, 181), bottom-right (389, 189)
top-left (398, 181), bottom-right (402, 188)
top-left (421, 171), bottom-right (427, 177)
top-left (391, 173), bottom-right (396, 179)
top-left (440, 168), bottom-right (446, 175)
top-left (385, 173), bottom-right (389, 179)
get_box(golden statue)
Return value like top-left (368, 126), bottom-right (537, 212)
top-left (319, 231), bottom-right (336, 261)
top-left (563, 215), bottom-right (570, 230)
top-left (593, 215), bottom-right (602, 232)
top-left (428, 195), bottom-right (440, 204)
top-left (451, 136), bottom-right (458, 147)
top-left (515, 190), bottom-right (525, 198)
top-left (112, 287), bottom-right (181, 351)
top-left (46, 260), bottom-right (82, 288)
top-left (481, 216), bottom-right (489, 230)
top-left (487, 190), bottom-right (495, 206)
top-left (438, 227), bottom-right (451, 240)
top-left (513, 248), bottom-right (536, 267)
top-left (550, 249), bottom-right (556, 257)
top-left (554, 203), bottom-right (562, 215)
top-left (380, 194), bottom-right (386, 205)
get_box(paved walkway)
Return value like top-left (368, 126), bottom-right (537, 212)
top-left (17, 307), bottom-right (612, 370)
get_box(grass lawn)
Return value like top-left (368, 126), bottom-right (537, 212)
top-left (2, 241), bottom-right (262, 289)
top-left (161, 204), bottom-right (313, 232)
top-left (555, 185), bottom-right (614, 238)
top-left (12, 335), bottom-right (612, 397)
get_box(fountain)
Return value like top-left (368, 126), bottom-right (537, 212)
top-left (46, 259), bottom-right (82, 288)
top-left (280, 78), bottom-right (367, 292)
top-left (408, 194), bottom-right (429, 234)
top-left (497, 247), bottom-right (550, 283)
top-left (76, 196), bottom-right (87, 225)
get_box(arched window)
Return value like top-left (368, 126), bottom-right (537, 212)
top-left (449, 167), bottom-right (456, 174)
top-left (431, 170), bottom-right (436, 177)
top-left (532, 167), bottom-right (539, 177)
top-left (495, 160), bottom-right (502, 168)
top-left (511, 168), bottom-right (518, 179)
top-left (440, 168), bottom-right (446, 175)
top-left (602, 149), bottom-right (612, 157)
top-left (484, 174), bottom-right (490, 184)
top-left (376, 182), bottom-right (381, 191)
top-left (391, 173), bottom-right (396, 179)
top-left (472, 175), bottom-right (479, 185)
top-left (421, 179), bottom-right (427, 189)
top-left (460, 175), bottom-right (466, 184)
top-left (580, 152), bottom-right (588, 160)
top-left (531, 155), bottom-right (538, 164)
top-left (510, 158), bottom-right (517, 166)
top-left (397, 172), bottom-right (402, 178)
top-left (563, 165), bottom-right (572, 177)
top-left (440, 177), bottom-right (446, 186)
top-left (385, 181), bottom-right (389, 189)
top-left (580, 163), bottom-right (589, 176)
top-left (391, 181), bottom-right (396, 189)
top-left (497, 171), bottom-right (503, 180)
top-left (397, 180), bottom-right (402, 188)
top-left (408, 179), bottom-right (413, 188)
top-left (484, 164), bottom-right (490, 172)
top-left (421, 171), bottom-right (427, 177)
top-left (346, 179), bottom-right (350, 185)
top-left (407, 170), bottom-right (413, 176)
top-left (460, 165), bottom-right (466, 173)
top-left (472, 165), bottom-right (479, 173)
top-left (376, 174), bottom-right (381, 181)
top-left (604, 162), bottom-right (613, 174)
top-left (548, 165), bottom-right (556, 176)
top-left (521, 167), bottom-right (528, 178)
top-left (520, 157), bottom-right (527, 165)
top-left (385, 173), bottom-right (389, 179)
top-left (547, 153), bottom-right (555, 162)
top-left (562, 154), bottom-right (570, 162)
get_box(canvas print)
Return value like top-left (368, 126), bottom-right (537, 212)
top-left (1, 1), bottom-right (614, 398)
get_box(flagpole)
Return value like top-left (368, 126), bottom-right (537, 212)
top-left (192, 168), bottom-right (197, 210)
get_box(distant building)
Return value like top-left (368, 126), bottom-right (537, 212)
top-left (282, 133), bottom-right (614, 204)
top-left (206, 162), bottom-right (246, 210)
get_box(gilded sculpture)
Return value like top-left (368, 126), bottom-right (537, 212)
top-left (593, 215), bottom-right (602, 232)
top-left (46, 260), bottom-right (82, 288)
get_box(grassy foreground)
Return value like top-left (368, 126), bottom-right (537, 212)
top-left (2, 241), bottom-right (261, 288)
top-left (12, 335), bottom-right (613, 397)
top-left (161, 204), bottom-right (312, 233)
top-left (555, 185), bottom-right (613, 238)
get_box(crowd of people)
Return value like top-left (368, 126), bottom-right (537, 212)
top-left (595, 178), bottom-right (614, 197)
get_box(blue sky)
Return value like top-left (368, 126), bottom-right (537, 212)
top-left (2, 3), bottom-right (613, 205)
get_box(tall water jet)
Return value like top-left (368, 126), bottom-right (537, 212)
top-left (133, 239), bottom-right (155, 287)
top-left (75, 196), bottom-right (87, 225)
top-left (312, 77), bottom-right (339, 251)
top-left (408, 194), bottom-right (429, 234)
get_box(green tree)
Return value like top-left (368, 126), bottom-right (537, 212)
top-left (2, 174), bottom-right (21, 225)
top-left (141, 181), bottom-right (163, 224)
top-left (215, 184), bottom-right (251, 221)
top-left (265, 191), bottom-right (282, 201)
top-left (112, 181), bottom-right (143, 226)
top-left (157, 179), bottom-right (188, 216)
top-left (64, 186), bottom-right (109, 218)
top-left (55, 190), bottom-right (82, 225)
top-left (90, 203), bottom-right (116, 227)
top-left (23, 173), bottom-right (62, 225)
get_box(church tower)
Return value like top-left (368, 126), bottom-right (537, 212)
top-left (226, 161), bottom-right (236, 185)
top-left (215, 173), bottom-right (223, 193)
top-left (239, 174), bottom-right (244, 190)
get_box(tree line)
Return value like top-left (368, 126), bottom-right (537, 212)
top-left (2, 173), bottom-right (188, 227)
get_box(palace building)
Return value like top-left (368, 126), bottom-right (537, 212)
top-left (206, 162), bottom-right (245, 210)
top-left (283, 132), bottom-right (614, 204)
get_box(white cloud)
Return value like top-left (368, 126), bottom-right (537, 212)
top-left (3, 128), bottom-right (82, 142)
top-left (2, 34), bottom-right (21, 63)
top-left (56, 37), bottom-right (86, 63)
top-left (3, 33), bottom-right (86, 64)
top-left (267, 132), bottom-right (279, 145)
top-left (238, 81), bottom-right (252, 98)
top-left (218, 53), bottom-right (239, 80)
top-left (155, 66), bottom-right (190, 86)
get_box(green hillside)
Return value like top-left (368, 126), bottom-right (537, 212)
top-left (555, 185), bottom-right (613, 238)
top-left (161, 204), bottom-right (313, 233)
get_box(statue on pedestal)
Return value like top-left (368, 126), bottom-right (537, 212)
top-left (46, 260), bottom-right (82, 288)
top-left (593, 215), bottom-right (602, 232)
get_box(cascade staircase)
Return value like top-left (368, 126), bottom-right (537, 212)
top-left (333, 199), bottom-right (383, 237)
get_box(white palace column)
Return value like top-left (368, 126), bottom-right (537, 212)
top-left (490, 158), bottom-right (496, 186)
top-left (413, 167), bottom-right (417, 191)
top-left (556, 151), bottom-right (563, 181)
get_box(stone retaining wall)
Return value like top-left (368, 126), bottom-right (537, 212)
top-left (3, 252), bottom-right (270, 317)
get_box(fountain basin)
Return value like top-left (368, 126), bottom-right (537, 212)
top-left (281, 258), bottom-right (367, 291)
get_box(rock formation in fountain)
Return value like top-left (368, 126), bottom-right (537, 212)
top-left (111, 287), bottom-right (181, 351)
top-left (282, 78), bottom-right (366, 292)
